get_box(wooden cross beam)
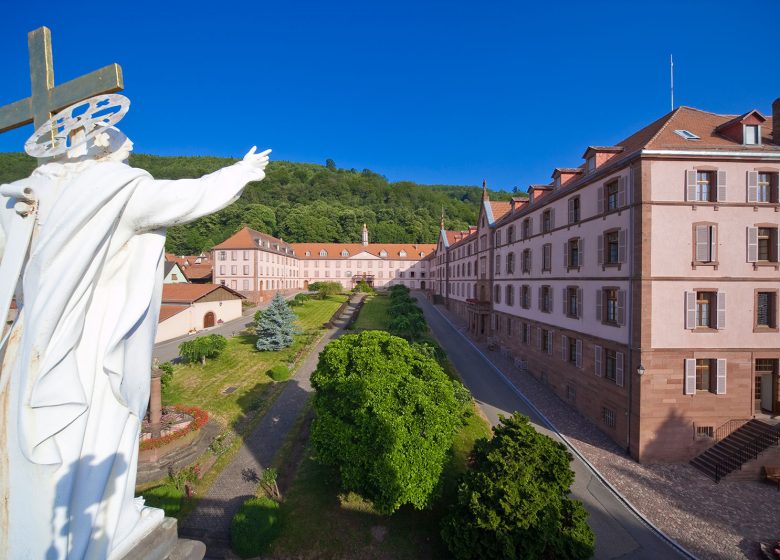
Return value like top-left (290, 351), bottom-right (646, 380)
top-left (0, 26), bottom-right (124, 138)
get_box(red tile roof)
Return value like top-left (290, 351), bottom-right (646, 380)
top-left (213, 227), bottom-right (294, 254)
top-left (488, 201), bottom-right (512, 222)
top-left (292, 243), bottom-right (434, 260)
top-left (158, 305), bottom-right (189, 322)
top-left (161, 283), bottom-right (244, 304)
top-left (182, 264), bottom-right (213, 281)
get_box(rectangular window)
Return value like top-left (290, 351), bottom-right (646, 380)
top-left (605, 231), bottom-right (619, 264)
top-left (758, 227), bottom-right (774, 261)
top-left (694, 224), bottom-right (717, 264)
top-left (495, 254), bottom-right (501, 275)
top-left (696, 291), bottom-right (715, 328)
top-left (542, 244), bottom-right (552, 271)
top-left (756, 291), bottom-right (777, 328)
top-left (542, 210), bottom-right (552, 233)
top-left (243, 250), bottom-right (250, 260)
top-left (541, 285), bottom-right (552, 313)
top-left (566, 286), bottom-right (580, 318)
top-left (757, 173), bottom-right (773, 203)
top-left (243, 279), bottom-right (250, 290)
top-left (541, 329), bottom-right (550, 353)
top-left (521, 323), bottom-right (529, 344)
top-left (231, 265), bottom-right (237, 275)
top-left (567, 238), bottom-right (580, 268)
top-left (745, 125), bottom-right (760, 145)
top-left (508, 226), bottom-right (515, 243)
top-left (568, 337), bottom-right (577, 364)
top-left (696, 171), bottom-right (714, 202)
top-left (218, 251), bottom-right (226, 260)
top-left (506, 252), bottom-right (515, 274)
top-left (568, 196), bottom-right (581, 224)
top-left (495, 230), bottom-right (502, 246)
top-left (605, 288), bottom-right (618, 323)
top-left (602, 407), bottom-right (616, 428)
top-left (521, 285), bottom-right (530, 309)
top-left (522, 249), bottom-right (532, 273)
top-left (231, 251), bottom-right (237, 261)
top-left (605, 349), bottom-right (617, 382)
top-left (696, 359), bottom-right (714, 392)
top-left (606, 180), bottom-right (619, 211)
top-left (696, 426), bottom-right (714, 438)
top-left (523, 219), bottom-right (531, 239)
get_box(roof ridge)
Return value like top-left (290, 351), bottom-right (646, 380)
top-left (646, 106), bottom-right (684, 147)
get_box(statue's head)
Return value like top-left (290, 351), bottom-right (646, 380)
top-left (25, 94), bottom-right (133, 163)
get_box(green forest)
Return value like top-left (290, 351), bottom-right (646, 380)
top-left (0, 152), bottom-right (517, 254)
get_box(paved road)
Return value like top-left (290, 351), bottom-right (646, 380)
top-left (153, 294), bottom-right (299, 363)
top-left (415, 295), bottom-right (691, 560)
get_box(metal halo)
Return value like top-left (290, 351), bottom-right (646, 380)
top-left (24, 94), bottom-right (130, 158)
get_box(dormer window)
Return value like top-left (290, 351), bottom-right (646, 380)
top-left (419, 251), bottom-right (425, 257)
top-left (399, 250), bottom-right (407, 257)
top-left (341, 250), bottom-right (349, 257)
top-left (305, 251), bottom-right (311, 256)
top-left (319, 250), bottom-right (327, 257)
top-left (587, 156), bottom-right (596, 173)
top-left (744, 125), bottom-right (760, 145)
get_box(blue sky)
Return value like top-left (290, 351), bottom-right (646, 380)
top-left (1, 1), bottom-right (778, 189)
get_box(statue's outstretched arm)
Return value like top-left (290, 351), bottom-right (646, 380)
top-left (125, 148), bottom-right (271, 233)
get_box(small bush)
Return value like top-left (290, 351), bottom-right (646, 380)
top-left (231, 496), bottom-right (282, 558)
top-left (159, 362), bottom-right (174, 389)
top-left (267, 364), bottom-right (291, 382)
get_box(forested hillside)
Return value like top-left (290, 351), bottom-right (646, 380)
top-left (0, 153), bottom-right (517, 254)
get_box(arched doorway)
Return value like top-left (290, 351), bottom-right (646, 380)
top-left (303, 280), bottom-right (309, 290)
top-left (204, 312), bottom-right (215, 328)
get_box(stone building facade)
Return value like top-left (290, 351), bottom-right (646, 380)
top-left (429, 100), bottom-right (780, 463)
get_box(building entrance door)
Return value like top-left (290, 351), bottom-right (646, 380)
top-left (761, 375), bottom-right (773, 413)
top-left (755, 359), bottom-right (779, 415)
top-left (204, 312), bottom-right (215, 328)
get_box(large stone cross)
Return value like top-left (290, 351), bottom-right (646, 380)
top-left (0, 26), bottom-right (124, 153)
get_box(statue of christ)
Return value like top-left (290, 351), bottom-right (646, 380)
top-left (0, 94), bottom-right (270, 559)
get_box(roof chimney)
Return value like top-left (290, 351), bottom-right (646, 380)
top-left (773, 98), bottom-right (780, 146)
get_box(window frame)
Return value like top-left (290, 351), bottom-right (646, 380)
top-left (605, 180), bottom-right (619, 211)
top-left (755, 289), bottom-right (779, 332)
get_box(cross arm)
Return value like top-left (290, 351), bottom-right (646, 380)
top-left (0, 63), bottom-right (123, 134)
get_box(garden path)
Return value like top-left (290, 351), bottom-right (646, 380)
top-left (177, 294), bottom-right (363, 559)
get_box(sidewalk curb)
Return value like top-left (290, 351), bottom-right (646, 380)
top-left (426, 301), bottom-right (698, 560)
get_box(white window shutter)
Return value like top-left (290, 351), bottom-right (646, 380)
top-left (618, 175), bottom-right (627, 208)
top-left (561, 334), bottom-right (568, 361)
top-left (747, 171), bottom-right (759, 203)
top-left (548, 288), bottom-right (553, 313)
top-left (686, 170), bottom-right (697, 201)
top-left (617, 290), bottom-right (626, 326)
top-left (563, 241), bottom-right (569, 267)
top-left (716, 359), bottom-right (727, 394)
top-left (597, 186), bottom-right (604, 213)
top-left (568, 198), bottom-right (575, 224)
top-left (594, 345), bottom-right (602, 377)
top-left (717, 171), bottom-right (727, 202)
top-left (575, 339), bottom-right (582, 368)
top-left (597, 234), bottom-right (604, 264)
top-left (710, 225), bottom-right (718, 262)
top-left (685, 291), bottom-right (696, 329)
top-left (578, 238), bottom-right (584, 266)
top-left (577, 288), bottom-right (583, 318)
top-left (747, 227), bottom-right (759, 262)
top-left (695, 225), bottom-right (710, 262)
top-left (618, 229), bottom-right (627, 263)
top-left (596, 289), bottom-right (603, 321)
top-left (716, 292), bottom-right (726, 330)
top-left (685, 359), bottom-right (696, 395)
top-left (616, 352), bottom-right (625, 387)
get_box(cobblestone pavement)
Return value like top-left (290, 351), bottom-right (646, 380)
top-left (427, 299), bottom-right (780, 560)
top-left (178, 295), bottom-right (362, 559)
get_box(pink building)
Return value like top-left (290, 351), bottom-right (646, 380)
top-left (430, 99), bottom-right (780, 471)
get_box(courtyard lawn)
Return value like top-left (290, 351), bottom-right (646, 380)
top-left (268, 407), bottom-right (491, 559)
top-left (162, 295), bottom-right (346, 428)
top-left (351, 293), bottom-right (391, 331)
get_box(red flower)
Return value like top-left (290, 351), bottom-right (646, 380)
top-left (139, 405), bottom-right (209, 451)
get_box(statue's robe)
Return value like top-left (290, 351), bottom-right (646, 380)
top-left (0, 159), bottom-right (260, 559)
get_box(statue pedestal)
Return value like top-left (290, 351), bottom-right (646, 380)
top-left (112, 514), bottom-right (205, 560)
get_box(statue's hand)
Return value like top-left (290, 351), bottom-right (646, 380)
top-left (241, 146), bottom-right (272, 180)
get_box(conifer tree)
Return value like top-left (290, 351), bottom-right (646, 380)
top-left (255, 292), bottom-right (297, 351)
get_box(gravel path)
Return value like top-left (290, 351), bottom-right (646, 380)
top-left (426, 298), bottom-right (780, 560)
top-left (178, 295), bottom-right (362, 559)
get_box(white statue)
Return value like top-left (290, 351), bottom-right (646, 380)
top-left (0, 94), bottom-right (271, 559)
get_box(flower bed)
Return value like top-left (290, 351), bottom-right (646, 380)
top-left (140, 405), bottom-right (209, 451)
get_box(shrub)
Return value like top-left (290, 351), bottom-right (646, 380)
top-left (353, 280), bottom-right (374, 293)
top-left (311, 330), bottom-right (463, 514)
top-left (159, 361), bottom-right (174, 389)
top-left (309, 281), bottom-right (342, 299)
top-left (290, 293), bottom-right (310, 307)
top-left (441, 413), bottom-right (595, 560)
top-left (255, 292), bottom-right (298, 351)
top-left (267, 364), bottom-right (291, 382)
top-left (230, 496), bottom-right (282, 558)
top-left (178, 334), bottom-right (227, 365)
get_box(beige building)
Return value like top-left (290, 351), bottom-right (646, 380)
top-left (431, 100), bottom-right (780, 471)
top-left (156, 283), bottom-right (244, 343)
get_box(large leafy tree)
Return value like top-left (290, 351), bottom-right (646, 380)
top-left (310, 330), bottom-right (465, 514)
top-left (255, 292), bottom-right (298, 351)
top-left (441, 413), bottom-right (595, 560)
top-left (178, 334), bottom-right (228, 365)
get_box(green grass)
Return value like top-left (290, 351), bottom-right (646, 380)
top-left (231, 496), bottom-right (282, 558)
top-left (352, 293), bottom-right (391, 331)
top-left (269, 407), bottom-right (491, 559)
top-left (162, 295), bottom-right (346, 427)
top-left (141, 483), bottom-right (185, 518)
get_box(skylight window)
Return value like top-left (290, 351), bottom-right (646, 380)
top-left (674, 129), bottom-right (700, 140)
